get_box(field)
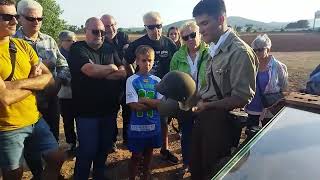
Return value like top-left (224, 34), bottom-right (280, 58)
top-left (2, 33), bottom-right (319, 180)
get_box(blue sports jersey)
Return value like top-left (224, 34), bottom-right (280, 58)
top-left (126, 74), bottom-right (162, 138)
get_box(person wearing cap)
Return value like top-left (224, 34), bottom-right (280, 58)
top-left (191, 0), bottom-right (258, 178)
top-left (169, 21), bottom-right (209, 173)
top-left (57, 30), bottom-right (77, 153)
top-left (68, 17), bottom-right (126, 180)
top-left (125, 11), bottom-right (179, 164)
top-left (246, 34), bottom-right (288, 128)
top-left (101, 14), bottom-right (131, 149)
top-left (0, 0), bottom-right (64, 179)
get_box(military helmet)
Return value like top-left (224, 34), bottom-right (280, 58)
top-left (156, 71), bottom-right (196, 102)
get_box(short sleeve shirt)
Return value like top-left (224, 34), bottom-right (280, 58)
top-left (0, 38), bottom-right (41, 131)
top-left (68, 41), bottom-right (123, 117)
top-left (125, 35), bottom-right (177, 78)
top-left (126, 74), bottom-right (162, 138)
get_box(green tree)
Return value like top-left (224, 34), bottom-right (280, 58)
top-left (16, 0), bottom-right (66, 40)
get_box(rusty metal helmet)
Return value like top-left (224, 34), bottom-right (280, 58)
top-left (156, 71), bottom-right (196, 103)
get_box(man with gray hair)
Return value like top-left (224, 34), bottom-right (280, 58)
top-left (69, 17), bottom-right (126, 179)
top-left (125, 11), bottom-right (179, 164)
top-left (14, 0), bottom-right (70, 141)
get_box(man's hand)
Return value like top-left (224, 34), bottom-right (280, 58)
top-left (29, 64), bottom-right (42, 78)
top-left (109, 64), bottom-right (119, 71)
top-left (192, 100), bottom-right (208, 113)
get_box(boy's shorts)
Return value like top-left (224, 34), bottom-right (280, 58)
top-left (127, 133), bottom-right (162, 153)
top-left (0, 118), bottom-right (58, 170)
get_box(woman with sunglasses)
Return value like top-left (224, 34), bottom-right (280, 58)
top-left (245, 34), bottom-right (288, 129)
top-left (169, 21), bottom-right (209, 174)
top-left (167, 26), bottom-right (182, 49)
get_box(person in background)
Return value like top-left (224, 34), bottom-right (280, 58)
top-left (68, 17), bottom-right (126, 180)
top-left (245, 34), bottom-right (288, 128)
top-left (126, 45), bottom-right (162, 180)
top-left (167, 26), bottom-right (181, 49)
top-left (125, 11), bottom-right (179, 164)
top-left (101, 14), bottom-right (131, 149)
top-left (15, 0), bottom-right (69, 142)
top-left (0, 0), bottom-right (64, 179)
top-left (305, 64), bottom-right (320, 95)
top-left (57, 30), bottom-right (77, 153)
top-left (170, 21), bottom-right (209, 173)
top-left (14, 0), bottom-right (70, 178)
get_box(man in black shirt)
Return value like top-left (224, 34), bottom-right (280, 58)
top-left (68, 17), bottom-right (126, 180)
top-left (101, 14), bottom-right (131, 148)
top-left (125, 11), bottom-right (178, 164)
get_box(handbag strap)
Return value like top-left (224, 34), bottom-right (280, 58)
top-left (210, 67), bottom-right (224, 100)
top-left (5, 39), bottom-right (17, 81)
top-left (195, 51), bottom-right (205, 91)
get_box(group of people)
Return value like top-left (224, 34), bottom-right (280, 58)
top-left (1, 0), bottom-right (318, 179)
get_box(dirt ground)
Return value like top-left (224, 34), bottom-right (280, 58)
top-left (12, 51), bottom-right (318, 180)
top-left (1, 31), bottom-right (318, 180)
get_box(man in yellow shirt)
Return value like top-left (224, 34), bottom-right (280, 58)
top-left (0, 0), bottom-right (64, 179)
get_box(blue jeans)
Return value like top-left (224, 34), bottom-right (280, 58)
top-left (0, 118), bottom-right (58, 170)
top-left (178, 111), bottom-right (194, 166)
top-left (74, 114), bottom-right (116, 180)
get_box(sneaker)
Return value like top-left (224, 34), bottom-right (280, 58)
top-left (160, 149), bottom-right (179, 164)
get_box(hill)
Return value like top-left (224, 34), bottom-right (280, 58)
top-left (124, 16), bottom-right (319, 32)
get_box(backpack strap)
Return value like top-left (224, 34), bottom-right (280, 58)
top-left (5, 39), bottom-right (17, 81)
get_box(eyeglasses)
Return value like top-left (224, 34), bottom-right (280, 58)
top-left (253, 48), bottom-right (265, 52)
top-left (144, 24), bottom-right (162, 30)
top-left (23, 15), bottom-right (44, 22)
top-left (182, 32), bottom-right (196, 41)
top-left (90, 29), bottom-right (106, 36)
top-left (0, 14), bottom-right (19, 21)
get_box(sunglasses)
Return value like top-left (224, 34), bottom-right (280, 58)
top-left (144, 24), bottom-right (162, 30)
top-left (62, 39), bottom-right (76, 42)
top-left (0, 14), bottom-right (19, 21)
top-left (253, 48), bottom-right (265, 52)
top-left (182, 32), bottom-right (196, 41)
top-left (90, 29), bottom-right (106, 36)
top-left (23, 15), bottom-right (44, 22)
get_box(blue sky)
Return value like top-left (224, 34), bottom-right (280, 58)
top-left (56, 0), bottom-right (320, 28)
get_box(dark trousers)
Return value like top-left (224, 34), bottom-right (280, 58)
top-left (39, 95), bottom-right (60, 141)
top-left (25, 95), bottom-right (60, 179)
top-left (246, 114), bottom-right (260, 129)
top-left (190, 109), bottom-right (233, 180)
top-left (59, 98), bottom-right (77, 144)
top-left (114, 98), bottom-right (131, 143)
top-left (177, 110), bottom-right (194, 166)
top-left (74, 114), bottom-right (116, 180)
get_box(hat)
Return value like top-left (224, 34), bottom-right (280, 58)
top-left (156, 71), bottom-right (196, 103)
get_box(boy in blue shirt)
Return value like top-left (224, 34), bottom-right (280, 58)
top-left (126, 45), bottom-right (162, 179)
